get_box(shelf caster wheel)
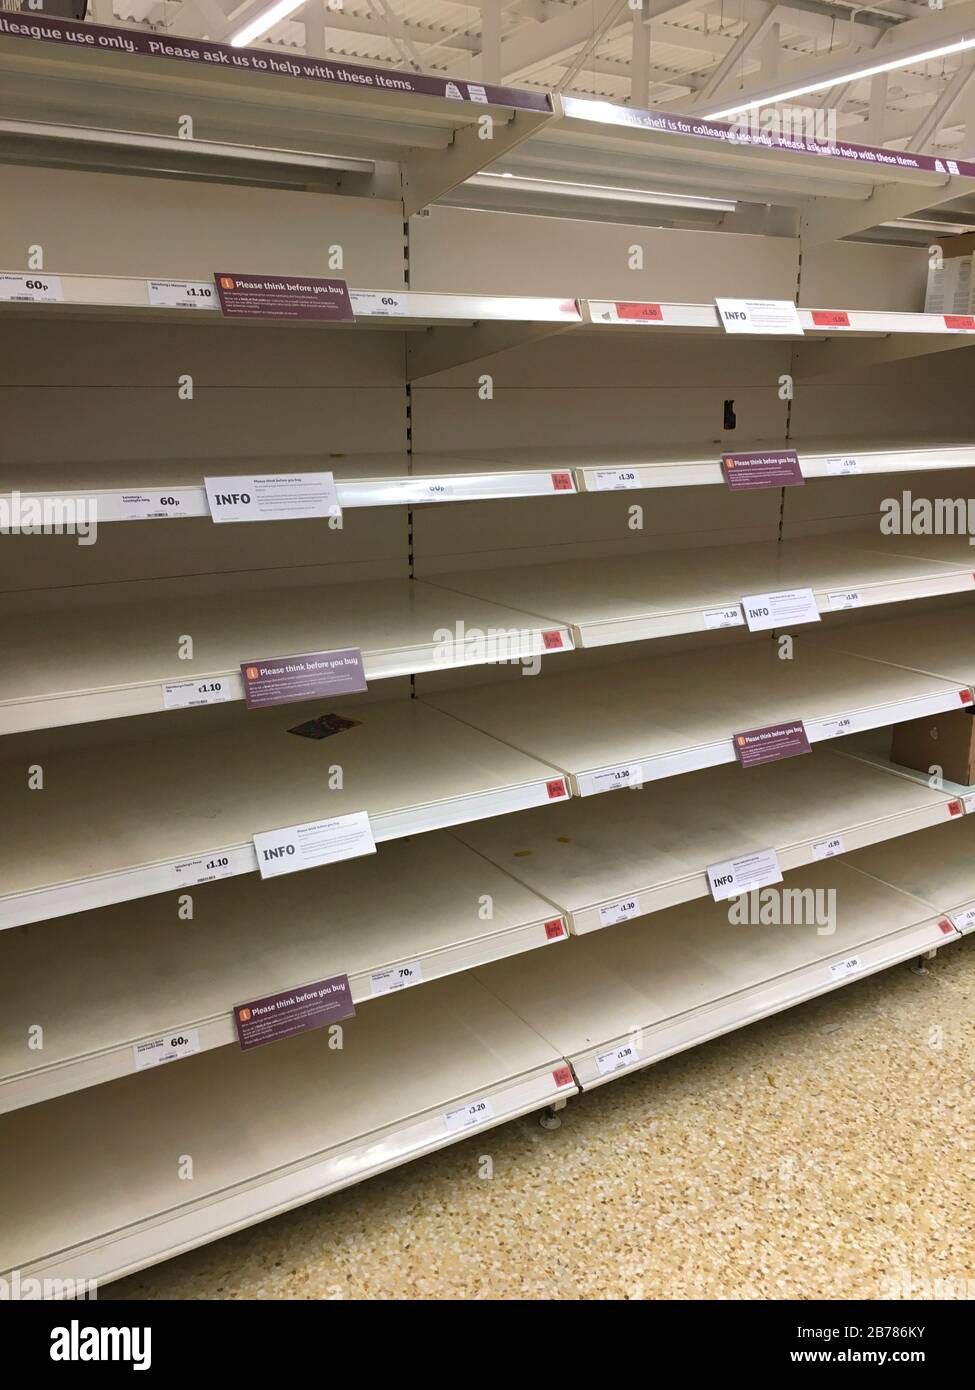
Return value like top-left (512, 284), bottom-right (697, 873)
top-left (539, 1099), bottom-right (567, 1131)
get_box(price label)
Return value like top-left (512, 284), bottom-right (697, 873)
top-left (253, 811), bottom-right (376, 879)
top-left (596, 1042), bottom-right (641, 1076)
top-left (742, 587), bottom-right (820, 631)
top-left (121, 490), bottom-right (198, 520)
top-left (826, 456), bottom-right (859, 476)
top-left (171, 853), bottom-right (236, 887)
top-left (133, 1028), bottom-right (201, 1071)
top-left (444, 1096), bottom-right (495, 1133)
top-left (612, 302), bottom-right (663, 322)
top-left (963, 793), bottom-right (975, 814)
top-left (162, 678), bottom-right (233, 710)
top-left (146, 279), bottom-right (217, 310)
top-left (811, 834), bottom-right (844, 861)
top-left (591, 469), bottom-right (642, 491)
top-left (827, 590), bottom-right (863, 611)
top-left (707, 846), bottom-right (783, 902)
top-left (369, 960), bottom-right (423, 996)
top-left (950, 906), bottom-right (975, 932)
top-left (350, 291), bottom-right (410, 317)
top-left (819, 715), bottom-right (854, 739)
top-left (715, 297), bottom-right (804, 335)
top-left (704, 605), bottom-right (744, 630)
top-left (599, 896), bottom-right (642, 927)
top-left (830, 955), bottom-right (863, 981)
top-left (0, 272), bottom-right (64, 303)
top-left (587, 764), bottom-right (645, 794)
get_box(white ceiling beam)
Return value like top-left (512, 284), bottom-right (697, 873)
top-left (907, 55), bottom-right (975, 150)
top-left (701, 3), bottom-right (975, 117)
top-left (668, 3), bottom-right (780, 113)
top-left (630, 12), bottom-right (651, 107)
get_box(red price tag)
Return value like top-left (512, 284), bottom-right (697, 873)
top-left (546, 779), bottom-right (567, 799)
top-left (544, 918), bottom-right (566, 940)
top-left (811, 309), bottom-right (851, 327)
top-left (552, 1064), bottom-right (574, 1088)
top-left (948, 800), bottom-right (963, 816)
top-left (945, 315), bottom-right (975, 330)
top-left (939, 919), bottom-right (955, 936)
top-left (550, 471), bottom-right (574, 491)
top-left (542, 630), bottom-right (564, 650)
top-left (614, 302), bottom-right (663, 321)
top-left (960, 690), bottom-right (973, 704)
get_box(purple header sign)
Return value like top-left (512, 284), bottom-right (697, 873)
top-left (234, 973), bottom-right (355, 1051)
top-left (0, 15), bottom-right (552, 112)
top-left (733, 721), bottom-right (811, 769)
top-left (561, 95), bottom-right (975, 181)
top-left (722, 450), bottom-right (804, 490)
top-left (215, 272), bottom-right (354, 322)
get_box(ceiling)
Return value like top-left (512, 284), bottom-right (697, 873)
top-left (101, 0), bottom-right (975, 157)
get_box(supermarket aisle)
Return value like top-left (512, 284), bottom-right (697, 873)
top-left (114, 937), bottom-right (974, 1301)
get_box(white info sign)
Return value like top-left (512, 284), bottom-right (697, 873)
top-left (707, 846), bottom-right (783, 902)
top-left (715, 298), bottom-right (804, 336)
top-left (253, 812), bottom-right (376, 879)
top-left (205, 472), bottom-right (339, 523)
top-left (742, 587), bottom-right (821, 631)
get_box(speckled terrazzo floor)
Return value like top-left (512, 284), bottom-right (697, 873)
top-left (111, 935), bottom-right (975, 1300)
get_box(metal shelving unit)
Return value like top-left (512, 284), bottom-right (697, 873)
top-left (423, 642), bottom-right (972, 796)
top-left (0, 832), bottom-right (568, 1114)
top-left (453, 749), bottom-right (962, 933)
top-left (0, 577), bottom-right (572, 734)
top-left (476, 860), bottom-right (960, 1090)
top-left (3, 10), bottom-right (975, 1293)
top-left (0, 701), bottom-right (568, 930)
top-left (425, 538), bottom-right (975, 648)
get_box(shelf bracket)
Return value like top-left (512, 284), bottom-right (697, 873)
top-left (798, 176), bottom-right (962, 248)
top-left (405, 317), bottom-right (579, 381)
top-left (401, 106), bottom-right (557, 218)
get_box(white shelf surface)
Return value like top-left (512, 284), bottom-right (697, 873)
top-left (0, 452), bottom-right (578, 520)
top-left (0, 22), bottom-right (555, 211)
top-left (0, 972), bottom-right (574, 1287)
top-left (584, 300), bottom-right (975, 338)
top-left (421, 438), bottom-right (975, 493)
top-left (0, 701), bottom-right (569, 930)
top-left (540, 95), bottom-right (974, 205)
top-left (0, 273), bottom-right (581, 329)
top-left (0, 578), bottom-right (573, 734)
top-left (844, 815), bottom-right (975, 937)
top-left (453, 749), bottom-right (961, 934)
top-left (423, 642), bottom-right (972, 796)
top-left (0, 832), bottom-right (568, 1114)
top-left (426, 537), bottom-right (975, 649)
top-left (476, 859), bottom-right (960, 1090)
top-left (808, 605), bottom-right (975, 687)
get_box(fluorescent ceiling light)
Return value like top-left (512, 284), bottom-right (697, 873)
top-left (230, 0), bottom-right (304, 48)
top-left (468, 171), bottom-right (735, 213)
top-left (707, 37), bottom-right (975, 119)
top-left (882, 217), bottom-right (975, 233)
